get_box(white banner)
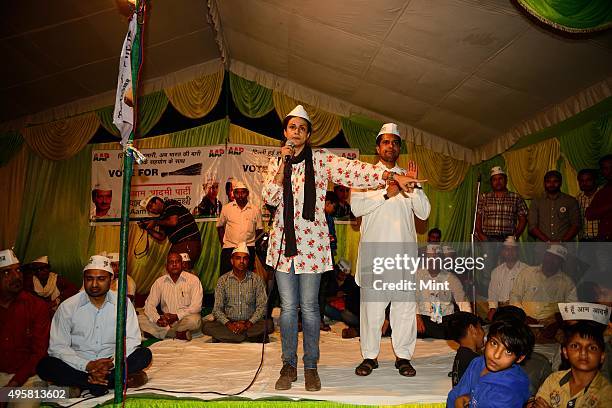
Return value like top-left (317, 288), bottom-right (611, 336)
top-left (113, 13), bottom-right (137, 146)
top-left (90, 145), bottom-right (359, 224)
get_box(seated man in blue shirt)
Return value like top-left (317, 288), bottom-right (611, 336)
top-left (37, 255), bottom-right (151, 397)
top-left (203, 243), bottom-right (268, 343)
top-left (447, 319), bottom-right (534, 408)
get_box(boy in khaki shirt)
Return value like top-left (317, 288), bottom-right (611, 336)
top-left (532, 321), bottom-right (611, 407)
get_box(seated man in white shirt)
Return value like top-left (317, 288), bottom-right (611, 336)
top-left (138, 252), bottom-right (203, 341)
top-left (415, 245), bottom-right (472, 339)
top-left (37, 255), bottom-right (151, 397)
top-left (487, 237), bottom-right (528, 322)
top-left (510, 244), bottom-right (577, 342)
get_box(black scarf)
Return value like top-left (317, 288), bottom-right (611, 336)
top-left (283, 145), bottom-right (316, 257)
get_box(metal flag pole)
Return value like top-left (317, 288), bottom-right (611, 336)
top-left (470, 173), bottom-right (482, 314)
top-left (113, 0), bottom-right (146, 404)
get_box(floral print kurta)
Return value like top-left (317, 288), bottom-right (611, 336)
top-left (262, 149), bottom-right (386, 274)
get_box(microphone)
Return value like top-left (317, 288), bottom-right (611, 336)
top-left (284, 140), bottom-right (295, 163)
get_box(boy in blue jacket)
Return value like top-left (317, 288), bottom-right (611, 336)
top-left (447, 319), bottom-right (535, 407)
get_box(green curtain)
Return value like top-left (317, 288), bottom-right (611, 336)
top-left (0, 130), bottom-right (25, 166)
top-left (97, 91), bottom-right (169, 138)
top-left (558, 115), bottom-right (612, 171)
top-left (229, 72), bottom-right (274, 118)
top-left (167, 118), bottom-right (229, 147)
top-left (15, 146), bottom-right (93, 284)
top-left (516, 0), bottom-right (612, 32)
top-left (341, 117), bottom-right (407, 155)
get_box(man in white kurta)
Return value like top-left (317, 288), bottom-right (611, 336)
top-left (352, 123), bottom-right (431, 377)
top-left (486, 236), bottom-right (528, 321)
top-left (139, 252), bottom-right (202, 340)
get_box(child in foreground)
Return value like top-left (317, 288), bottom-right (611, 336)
top-left (531, 321), bottom-right (611, 407)
top-left (447, 319), bottom-right (534, 407)
top-left (448, 311), bottom-right (485, 387)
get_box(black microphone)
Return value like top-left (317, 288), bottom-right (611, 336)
top-left (284, 140), bottom-right (295, 163)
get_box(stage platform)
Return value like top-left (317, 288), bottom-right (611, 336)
top-left (54, 316), bottom-right (558, 408)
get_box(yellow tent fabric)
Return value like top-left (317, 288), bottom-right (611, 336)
top-left (273, 92), bottom-right (341, 146)
top-left (0, 145), bottom-right (27, 248)
top-left (22, 112), bottom-right (100, 161)
top-left (502, 138), bottom-right (560, 199)
top-left (229, 124), bottom-right (280, 146)
top-left (165, 70), bottom-right (224, 119)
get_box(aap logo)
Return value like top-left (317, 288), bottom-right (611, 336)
top-left (93, 153), bottom-right (110, 162)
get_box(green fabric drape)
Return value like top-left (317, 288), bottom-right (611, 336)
top-left (15, 146), bottom-right (93, 284)
top-left (97, 91), bottom-right (169, 138)
top-left (341, 117), bottom-right (407, 155)
top-left (558, 116), bottom-right (612, 171)
top-left (516, 0), bottom-right (612, 32)
top-left (0, 131), bottom-right (24, 166)
top-left (167, 118), bottom-right (229, 147)
top-left (229, 72), bottom-right (274, 118)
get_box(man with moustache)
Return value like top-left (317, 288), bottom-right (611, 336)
top-left (37, 255), bottom-right (151, 397)
top-left (217, 181), bottom-right (263, 275)
top-left (139, 252), bottom-right (203, 341)
top-left (476, 167), bottom-right (528, 242)
top-left (352, 123), bottom-right (431, 378)
top-left (529, 171), bottom-right (580, 242)
top-left (0, 249), bottom-right (50, 391)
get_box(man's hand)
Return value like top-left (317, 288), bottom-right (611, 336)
top-left (156, 316), bottom-right (169, 327)
top-left (394, 173), bottom-right (427, 193)
top-left (476, 232), bottom-right (488, 242)
top-left (454, 395), bottom-right (470, 408)
top-left (386, 182), bottom-right (401, 198)
top-left (416, 314), bottom-right (426, 334)
top-left (406, 160), bottom-right (418, 179)
top-left (144, 220), bottom-right (156, 230)
top-left (86, 358), bottom-right (114, 374)
top-left (163, 313), bottom-right (179, 325)
top-left (226, 321), bottom-right (241, 334)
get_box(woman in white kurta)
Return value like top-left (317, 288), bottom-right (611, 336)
top-left (263, 105), bottom-right (418, 392)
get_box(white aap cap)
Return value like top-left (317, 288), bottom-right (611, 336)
top-left (180, 253), bottom-right (191, 262)
top-left (83, 255), bottom-right (114, 275)
top-left (0, 249), bottom-right (19, 268)
top-left (546, 244), bottom-right (567, 261)
top-left (377, 123), bottom-right (402, 139)
top-left (140, 194), bottom-right (160, 210)
top-left (232, 242), bottom-right (249, 255)
top-left (503, 236), bottom-right (518, 247)
top-left (32, 255), bottom-right (49, 264)
top-left (286, 105), bottom-right (311, 124)
top-left (558, 302), bottom-right (611, 325)
top-left (106, 253), bottom-right (120, 263)
top-left (426, 244), bottom-right (442, 255)
top-left (490, 166), bottom-right (506, 177)
top-left (232, 181), bottom-right (248, 191)
top-left (337, 258), bottom-right (351, 273)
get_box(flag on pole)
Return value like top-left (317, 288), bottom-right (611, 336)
top-left (113, 12), bottom-right (137, 147)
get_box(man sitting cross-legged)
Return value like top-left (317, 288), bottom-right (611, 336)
top-left (203, 243), bottom-right (268, 343)
top-left (37, 255), bottom-right (151, 397)
top-left (139, 252), bottom-right (203, 341)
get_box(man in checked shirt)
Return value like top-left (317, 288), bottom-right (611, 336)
top-left (203, 242), bottom-right (268, 343)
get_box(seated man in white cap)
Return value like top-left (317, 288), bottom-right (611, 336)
top-left (0, 249), bottom-right (51, 390)
top-left (217, 181), bottom-right (263, 275)
top-left (323, 259), bottom-right (360, 338)
top-left (139, 252), bottom-right (202, 341)
top-left (37, 255), bottom-right (151, 397)
top-left (30, 255), bottom-right (78, 313)
top-left (140, 195), bottom-right (202, 263)
top-left (180, 252), bottom-right (193, 274)
top-left (487, 236), bottom-right (529, 322)
top-left (203, 243), bottom-right (268, 343)
top-left (106, 253), bottom-right (136, 302)
top-left (510, 244), bottom-right (577, 342)
top-left (415, 245), bottom-right (472, 339)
